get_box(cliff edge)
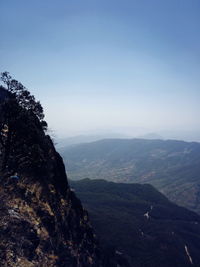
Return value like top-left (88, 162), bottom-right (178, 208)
top-left (0, 84), bottom-right (103, 266)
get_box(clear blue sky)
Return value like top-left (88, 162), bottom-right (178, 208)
top-left (0, 0), bottom-right (200, 140)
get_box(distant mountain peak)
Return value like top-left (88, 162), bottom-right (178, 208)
top-left (137, 132), bottom-right (163, 140)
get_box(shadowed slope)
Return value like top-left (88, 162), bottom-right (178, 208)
top-left (71, 178), bottom-right (200, 267)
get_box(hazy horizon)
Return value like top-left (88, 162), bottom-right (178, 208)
top-left (55, 128), bottom-right (200, 144)
top-left (1, 0), bottom-right (199, 141)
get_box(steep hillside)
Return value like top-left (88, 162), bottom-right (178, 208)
top-left (0, 83), bottom-right (126, 267)
top-left (61, 139), bottom-right (200, 214)
top-left (71, 178), bottom-right (200, 267)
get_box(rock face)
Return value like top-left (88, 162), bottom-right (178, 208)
top-left (0, 88), bottom-right (103, 266)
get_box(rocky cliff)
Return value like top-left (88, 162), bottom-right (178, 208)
top-left (0, 86), bottom-right (105, 267)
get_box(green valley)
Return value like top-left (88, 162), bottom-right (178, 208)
top-left (61, 139), bottom-right (200, 214)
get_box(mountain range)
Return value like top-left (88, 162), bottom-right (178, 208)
top-left (60, 138), bottom-right (200, 214)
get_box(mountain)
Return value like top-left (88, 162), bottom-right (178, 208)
top-left (137, 133), bottom-right (163, 140)
top-left (60, 138), bottom-right (200, 214)
top-left (56, 133), bottom-right (129, 149)
top-left (70, 178), bottom-right (200, 267)
top-left (0, 82), bottom-right (125, 266)
top-left (56, 133), bottom-right (163, 150)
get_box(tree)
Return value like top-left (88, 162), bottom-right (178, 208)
top-left (0, 72), bottom-right (47, 126)
top-left (0, 72), bottom-right (48, 173)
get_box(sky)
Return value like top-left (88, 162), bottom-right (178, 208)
top-left (0, 0), bottom-right (200, 140)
